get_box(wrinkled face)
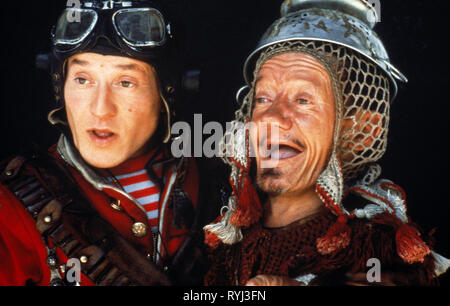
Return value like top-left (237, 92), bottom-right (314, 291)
top-left (64, 53), bottom-right (161, 168)
top-left (251, 52), bottom-right (336, 196)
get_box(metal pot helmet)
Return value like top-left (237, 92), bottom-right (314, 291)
top-left (238, 0), bottom-right (408, 180)
top-left (49, 0), bottom-right (177, 143)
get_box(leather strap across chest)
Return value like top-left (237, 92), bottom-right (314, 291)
top-left (1, 153), bottom-right (172, 286)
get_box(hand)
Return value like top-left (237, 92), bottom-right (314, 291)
top-left (245, 275), bottom-right (303, 286)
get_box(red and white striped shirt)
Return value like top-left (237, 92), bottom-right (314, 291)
top-left (114, 170), bottom-right (160, 233)
top-left (106, 150), bottom-right (163, 234)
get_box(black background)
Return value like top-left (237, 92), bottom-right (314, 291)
top-left (0, 0), bottom-right (449, 286)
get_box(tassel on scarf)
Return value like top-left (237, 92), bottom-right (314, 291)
top-left (431, 251), bottom-right (450, 277)
top-left (203, 213), bottom-right (243, 248)
top-left (316, 215), bottom-right (351, 255)
top-left (372, 213), bottom-right (431, 264)
top-left (204, 215), bottom-right (223, 249)
top-left (204, 213), bottom-right (229, 249)
top-left (228, 175), bottom-right (262, 227)
top-left (396, 223), bottom-right (431, 264)
top-left (204, 227), bottom-right (222, 249)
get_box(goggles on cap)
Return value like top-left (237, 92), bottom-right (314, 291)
top-left (53, 7), bottom-right (168, 53)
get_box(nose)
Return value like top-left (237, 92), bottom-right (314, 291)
top-left (258, 95), bottom-right (293, 131)
top-left (89, 82), bottom-right (117, 119)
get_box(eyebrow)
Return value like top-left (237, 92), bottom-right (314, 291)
top-left (114, 63), bottom-right (145, 72)
top-left (70, 58), bottom-right (90, 66)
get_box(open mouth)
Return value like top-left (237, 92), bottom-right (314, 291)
top-left (88, 129), bottom-right (118, 145)
top-left (261, 143), bottom-right (304, 161)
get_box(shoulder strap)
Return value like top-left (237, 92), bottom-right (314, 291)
top-left (1, 152), bottom-right (171, 286)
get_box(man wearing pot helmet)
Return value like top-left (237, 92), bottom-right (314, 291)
top-left (0, 0), bottom-right (217, 286)
top-left (204, 0), bottom-right (450, 286)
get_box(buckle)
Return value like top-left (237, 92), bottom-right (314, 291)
top-left (102, 0), bottom-right (114, 10)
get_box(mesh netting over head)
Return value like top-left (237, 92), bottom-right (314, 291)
top-left (225, 40), bottom-right (391, 181)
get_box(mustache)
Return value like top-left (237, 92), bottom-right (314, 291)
top-left (258, 133), bottom-right (305, 151)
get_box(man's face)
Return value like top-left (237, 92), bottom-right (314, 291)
top-left (64, 52), bottom-right (161, 168)
top-left (251, 52), bottom-right (336, 196)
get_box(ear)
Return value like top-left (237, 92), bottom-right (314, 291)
top-left (359, 111), bottom-right (382, 147)
top-left (340, 110), bottom-right (383, 157)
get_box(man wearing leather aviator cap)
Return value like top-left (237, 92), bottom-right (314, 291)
top-left (0, 0), bottom-right (219, 286)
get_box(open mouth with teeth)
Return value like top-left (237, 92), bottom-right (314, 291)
top-left (261, 143), bottom-right (304, 161)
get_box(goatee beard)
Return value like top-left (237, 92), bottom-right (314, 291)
top-left (256, 168), bottom-right (285, 196)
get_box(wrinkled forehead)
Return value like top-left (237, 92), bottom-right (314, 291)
top-left (254, 52), bottom-right (333, 90)
top-left (258, 52), bottom-right (329, 74)
top-left (66, 52), bottom-right (155, 74)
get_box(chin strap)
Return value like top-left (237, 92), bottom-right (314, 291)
top-left (161, 94), bottom-right (172, 144)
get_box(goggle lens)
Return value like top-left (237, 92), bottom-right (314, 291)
top-left (55, 9), bottom-right (98, 45)
top-left (113, 8), bottom-right (166, 47)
